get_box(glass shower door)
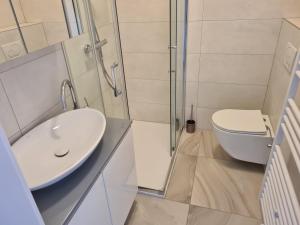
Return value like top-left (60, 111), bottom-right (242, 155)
top-left (86, 0), bottom-right (129, 120)
top-left (170, 0), bottom-right (187, 152)
top-left (64, 0), bottom-right (129, 119)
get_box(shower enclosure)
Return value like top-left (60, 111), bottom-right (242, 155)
top-left (62, 0), bottom-right (187, 193)
top-left (170, 0), bottom-right (187, 153)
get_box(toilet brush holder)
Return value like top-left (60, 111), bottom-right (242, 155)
top-left (186, 119), bottom-right (195, 133)
top-left (186, 104), bottom-right (196, 133)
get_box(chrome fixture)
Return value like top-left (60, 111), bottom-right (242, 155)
top-left (168, 45), bottom-right (177, 49)
top-left (60, 79), bottom-right (78, 111)
top-left (111, 62), bottom-right (122, 97)
top-left (83, 39), bottom-right (107, 54)
top-left (84, 97), bottom-right (89, 107)
top-left (84, 0), bottom-right (122, 97)
top-left (95, 39), bottom-right (108, 49)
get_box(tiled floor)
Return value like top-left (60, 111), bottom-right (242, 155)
top-left (126, 130), bottom-right (265, 225)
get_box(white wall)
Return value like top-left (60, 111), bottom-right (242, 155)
top-left (185, 0), bottom-right (300, 129)
top-left (0, 45), bottom-right (70, 143)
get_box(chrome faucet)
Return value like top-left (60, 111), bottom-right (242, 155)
top-left (60, 79), bottom-right (78, 111)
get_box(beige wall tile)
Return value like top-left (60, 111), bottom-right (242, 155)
top-left (0, 29), bottom-right (24, 46)
top-left (187, 21), bottom-right (202, 53)
top-left (0, 0), bottom-right (25, 28)
top-left (21, 24), bottom-right (48, 52)
top-left (185, 105), bottom-right (197, 122)
top-left (199, 54), bottom-right (273, 85)
top-left (117, 0), bottom-right (169, 22)
top-left (43, 22), bottom-right (69, 46)
top-left (188, 0), bottom-right (203, 21)
top-left (201, 20), bottom-right (281, 54)
top-left (186, 82), bottom-right (198, 107)
top-left (203, 0), bottom-right (300, 20)
top-left (186, 54), bottom-right (200, 82)
top-left (123, 53), bottom-right (169, 80)
top-left (91, 0), bottom-right (112, 27)
top-left (120, 22), bottom-right (169, 53)
top-left (197, 83), bottom-right (266, 109)
top-left (129, 102), bottom-right (170, 123)
top-left (126, 78), bottom-right (170, 104)
top-left (19, 0), bottom-right (66, 22)
top-left (196, 108), bottom-right (218, 129)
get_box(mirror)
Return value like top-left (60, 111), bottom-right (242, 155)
top-left (0, 0), bottom-right (90, 65)
top-left (10, 0), bottom-right (76, 53)
top-left (62, 0), bottom-right (87, 37)
top-left (0, 0), bottom-right (27, 63)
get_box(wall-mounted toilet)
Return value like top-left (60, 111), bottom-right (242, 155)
top-left (212, 109), bottom-right (274, 165)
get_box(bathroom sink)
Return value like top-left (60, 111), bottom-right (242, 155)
top-left (12, 108), bottom-right (106, 191)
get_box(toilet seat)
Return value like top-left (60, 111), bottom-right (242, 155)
top-left (212, 109), bottom-right (267, 135)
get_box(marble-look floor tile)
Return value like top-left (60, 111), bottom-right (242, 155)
top-left (187, 205), bottom-right (260, 225)
top-left (166, 154), bottom-right (197, 203)
top-left (187, 205), bottom-right (230, 225)
top-left (226, 213), bottom-right (260, 225)
top-left (126, 194), bottom-right (189, 225)
top-left (177, 130), bottom-right (202, 156)
top-left (191, 158), bottom-right (264, 219)
top-left (199, 130), bottom-right (234, 161)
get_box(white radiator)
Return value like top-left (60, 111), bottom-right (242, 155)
top-left (260, 51), bottom-right (300, 225)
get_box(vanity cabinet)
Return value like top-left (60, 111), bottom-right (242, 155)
top-left (69, 128), bottom-right (137, 225)
top-left (103, 129), bottom-right (137, 225)
top-left (68, 175), bottom-right (112, 225)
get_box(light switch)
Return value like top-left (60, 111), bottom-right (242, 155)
top-left (284, 42), bottom-right (297, 73)
top-left (1, 40), bottom-right (26, 60)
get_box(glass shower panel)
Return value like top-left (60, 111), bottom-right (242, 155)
top-left (63, 0), bottom-right (105, 112)
top-left (170, 0), bottom-right (177, 153)
top-left (63, 32), bottom-right (105, 112)
top-left (87, 0), bottom-right (129, 120)
top-left (176, 0), bottom-right (187, 137)
top-left (170, 0), bottom-right (187, 151)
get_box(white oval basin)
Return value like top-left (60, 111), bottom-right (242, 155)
top-left (12, 108), bottom-right (106, 191)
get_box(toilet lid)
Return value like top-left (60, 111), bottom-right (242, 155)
top-left (212, 109), bottom-right (267, 135)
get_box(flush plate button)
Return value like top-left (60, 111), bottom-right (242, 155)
top-left (1, 40), bottom-right (26, 60)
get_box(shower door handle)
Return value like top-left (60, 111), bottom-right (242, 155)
top-left (111, 62), bottom-right (122, 97)
top-left (168, 45), bottom-right (177, 49)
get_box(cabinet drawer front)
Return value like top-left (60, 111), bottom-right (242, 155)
top-left (69, 175), bottom-right (112, 225)
top-left (103, 129), bottom-right (138, 225)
